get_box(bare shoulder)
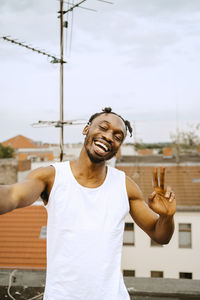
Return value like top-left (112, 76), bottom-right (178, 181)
top-left (27, 165), bottom-right (55, 184)
top-left (27, 166), bottom-right (55, 205)
top-left (125, 175), bottom-right (143, 201)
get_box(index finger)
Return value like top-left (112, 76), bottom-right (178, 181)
top-left (153, 167), bottom-right (158, 188)
top-left (160, 167), bottom-right (165, 190)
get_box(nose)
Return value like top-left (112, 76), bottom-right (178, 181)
top-left (102, 131), bottom-right (113, 144)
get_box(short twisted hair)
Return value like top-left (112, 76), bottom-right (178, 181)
top-left (88, 107), bottom-right (132, 137)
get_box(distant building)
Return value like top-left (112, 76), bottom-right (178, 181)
top-left (117, 155), bottom-right (200, 280)
top-left (2, 135), bottom-right (54, 162)
top-left (162, 147), bottom-right (173, 158)
top-left (138, 149), bottom-right (153, 155)
top-left (0, 158), bottom-right (17, 185)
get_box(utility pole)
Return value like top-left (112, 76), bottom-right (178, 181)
top-left (2, 0), bottom-right (113, 161)
top-left (60, 0), bottom-right (64, 161)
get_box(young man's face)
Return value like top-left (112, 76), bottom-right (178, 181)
top-left (83, 113), bottom-right (127, 163)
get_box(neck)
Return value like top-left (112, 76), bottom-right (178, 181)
top-left (70, 147), bottom-right (108, 188)
top-left (72, 147), bottom-right (107, 177)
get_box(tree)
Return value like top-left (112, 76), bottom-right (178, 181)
top-left (0, 143), bottom-right (15, 158)
top-left (170, 123), bottom-right (200, 149)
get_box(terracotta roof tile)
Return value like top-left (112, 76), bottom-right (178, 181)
top-left (138, 149), bottom-right (153, 155)
top-left (2, 135), bottom-right (38, 149)
top-left (18, 160), bottom-right (31, 171)
top-left (0, 206), bottom-right (47, 269)
top-left (163, 147), bottom-right (173, 157)
top-left (117, 165), bottom-right (200, 206)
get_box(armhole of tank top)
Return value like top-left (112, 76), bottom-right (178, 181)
top-left (45, 163), bottom-right (58, 210)
top-left (122, 171), bottom-right (130, 213)
top-left (45, 161), bottom-right (69, 210)
top-left (109, 166), bottom-right (130, 213)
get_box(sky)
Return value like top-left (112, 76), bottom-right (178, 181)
top-left (1, 0), bottom-right (200, 145)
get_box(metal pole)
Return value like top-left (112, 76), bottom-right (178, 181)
top-left (60, 0), bottom-right (64, 161)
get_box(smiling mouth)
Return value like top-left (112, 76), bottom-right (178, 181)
top-left (94, 141), bottom-right (109, 151)
top-left (93, 140), bottom-right (111, 156)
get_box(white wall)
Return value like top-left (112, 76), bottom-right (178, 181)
top-left (120, 145), bottom-right (137, 156)
top-left (121, 211), bottom-right (200, 279)
top-left (43, 143), bottom-right (138, 160)
top-left (17, 170), bottom-right (30, 182)
top-left (31, 161), bottom-right (54, 170)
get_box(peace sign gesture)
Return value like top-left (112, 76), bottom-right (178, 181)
top-left (148, 167), bottom-right (176, 217)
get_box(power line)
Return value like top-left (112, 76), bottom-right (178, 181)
top-left (58, 0), bottom-right (97, 12)
top-left (97, 0), bottom-right (114, 4)
top-left (69, 0), bottom-right (74, 56)
top-left (58, 0), bottom-right (86, 17)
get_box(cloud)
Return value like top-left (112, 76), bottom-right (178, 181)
top-left (2, 0), bottom-right (200, 69)
top-left (0, 0), bottom-right (53, 13)
top-left (115, 0), bottom-right (200, 16)
top-left (1, 0), bottom-right (200, 144)
top-left (69, 2), bottom-right (198, 70)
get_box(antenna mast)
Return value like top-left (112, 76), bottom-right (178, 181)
top-left (2, 0), bottom-right (113, 161)
top-left (60, 0), bottom-right (64, 161)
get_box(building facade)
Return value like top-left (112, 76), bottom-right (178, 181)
top-left (117, 159), bottom-right (200, 280)
top-left (122, 208), bottom-right (200, 279)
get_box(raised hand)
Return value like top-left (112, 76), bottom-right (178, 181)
top-left (148, 167), bottom-right (176, 217)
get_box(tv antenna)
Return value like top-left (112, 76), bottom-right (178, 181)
top-left (2, 0), bottom-right (114, 161)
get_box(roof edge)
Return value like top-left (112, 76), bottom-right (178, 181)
top-left (176, 205), bottom-right (200, 212)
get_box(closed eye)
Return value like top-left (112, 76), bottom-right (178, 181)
top-left (114, 135), bottom-right (122, 142)
top-left (99, 125), bottom-right (107, 131)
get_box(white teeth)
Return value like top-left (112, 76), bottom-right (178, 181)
top-left (95, 141), bottom-right (108, 151)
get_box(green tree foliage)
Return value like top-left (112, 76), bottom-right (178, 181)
top-left (0, 143), bottom-right (15, 158)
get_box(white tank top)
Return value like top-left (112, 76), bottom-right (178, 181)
top-left (44, 161), bottom-right (130, 300)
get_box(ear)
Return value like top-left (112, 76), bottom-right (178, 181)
top-left (82, 124), bottom-right (89, 135)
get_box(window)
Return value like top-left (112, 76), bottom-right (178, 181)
top-left (39, 226), bottom-right (47, 239)
top-left (179, 223), bottom-right (192, 248)
top-left (123, 222), bottom-right (134, 245)
top-left (179, 272), bottom-right (192, 279)
top-left (32, 156), bottom-right (40, 162)
top-left (123, 270), bottom-right (135, 277)
top-left (151, 239), bottom-right (163, 247)
top-left (151, 271), bottom-right (163, 278)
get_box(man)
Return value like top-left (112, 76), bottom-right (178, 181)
top-left (0, 107), bottom-right (176, 300)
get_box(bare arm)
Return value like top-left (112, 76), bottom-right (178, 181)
top-left (0, 166), bottom-right (54, 215)
top-left (126, 168), bottom-right (176, 244)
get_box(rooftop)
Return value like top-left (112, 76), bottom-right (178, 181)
top-left (2, 135), bottom-right (38, 149)
top-left (0, 206), bottom-right (47, 269)
top-left (0, 271), bottom-right (200, 299)
top-left (116, 164), bottom-right (200, 206)
top-left (117, 154), bottom-right (200, 165)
